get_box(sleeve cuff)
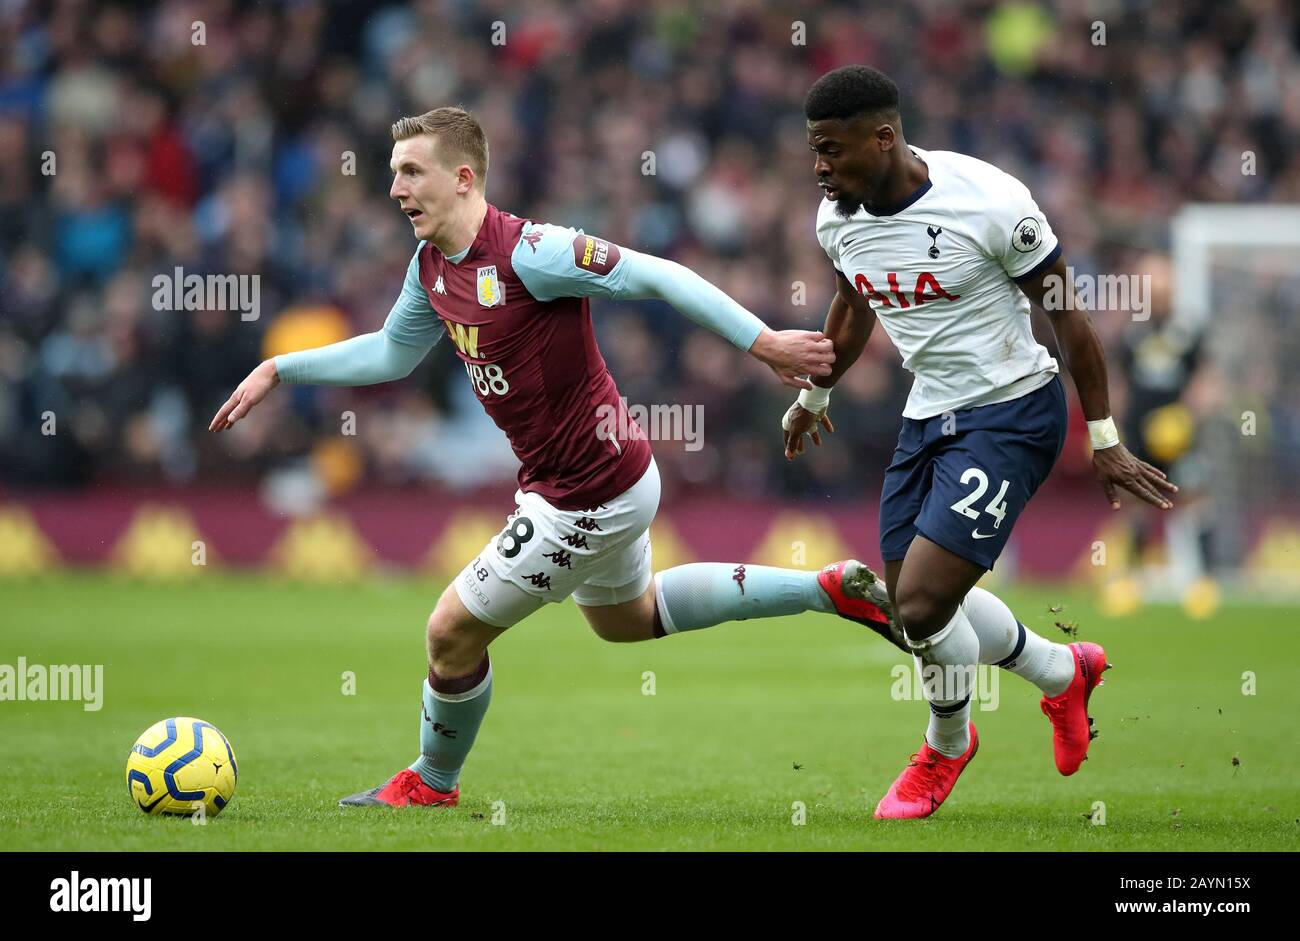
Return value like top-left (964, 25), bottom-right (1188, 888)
top-left (272, 354), bottom-right (296, 384)
top-left (735, 317), bottom-right (765, 351)
top-left (1012, 242), bottom-right (1062, 285)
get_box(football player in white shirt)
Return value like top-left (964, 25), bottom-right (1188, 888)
top-left (783, 66), bottom-right (1177, 819)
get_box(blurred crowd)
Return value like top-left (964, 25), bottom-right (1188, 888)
top-left (2, 0), bottom-right (1299, 507)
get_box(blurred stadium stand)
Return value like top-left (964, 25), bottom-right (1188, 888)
top-left (1, 0), bottom-right (1298, 592)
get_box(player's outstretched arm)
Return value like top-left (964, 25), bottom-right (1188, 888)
top-left (615, 251), bottom-right (834, 390)
top-left (1018, 255), bottom-right (1178, 511)
top-left (782, 270), bottom-right (877, 459)
top-left (212, 249), bottom-right (442, 432)
top-left (510, 225), bottom-right (833, 389)
top-left (208, 331), bottom-right (433, 432)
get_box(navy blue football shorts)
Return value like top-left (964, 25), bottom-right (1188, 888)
top-left (879, 375), bottom-right (1068, 570)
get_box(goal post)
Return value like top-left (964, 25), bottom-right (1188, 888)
top-left (1170, 204), bottom-right (1300, 596)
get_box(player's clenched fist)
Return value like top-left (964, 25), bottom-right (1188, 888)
top-left (209, 359), bottom-right (280, 432)
top-left (749, 328), bottom-right (835, 390)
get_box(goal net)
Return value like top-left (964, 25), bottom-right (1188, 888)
top-left (1171, 205), bottom-right (1300, 597)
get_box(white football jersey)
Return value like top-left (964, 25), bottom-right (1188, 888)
top-left (817, 146), bottom-right (1060, 420)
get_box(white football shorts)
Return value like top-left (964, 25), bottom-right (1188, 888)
top-left (453, 458), bottom-right (661, 628)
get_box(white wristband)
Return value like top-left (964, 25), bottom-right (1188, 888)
top-left (797, 383), bottom-right (831, 414)
top-left (1088, 416), bottom-right (1120, 450)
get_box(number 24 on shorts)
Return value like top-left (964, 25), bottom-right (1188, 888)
top-left (950, 468), bottom-right (1009, 536)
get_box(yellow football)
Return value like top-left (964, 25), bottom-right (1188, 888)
top-left (125, 717), bottom-right (238, 818)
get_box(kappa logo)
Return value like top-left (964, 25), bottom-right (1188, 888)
top-left (521, 231), bottom-right (542, 253)
top-left (461, 567), bottom-right (491, 606)
top-left (433, 274), bottom-right (446, 295)
top-left (543, 549), bottom-right (573, 569)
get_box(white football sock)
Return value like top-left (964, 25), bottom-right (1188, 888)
top-left (961, 586), bottom-right (1074, 697)
top-left (908, 606), bottom-right (978, 758)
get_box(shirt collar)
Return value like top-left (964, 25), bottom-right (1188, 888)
top-left (442, 203), bottom-right (494, 265)
top-left (863, 149), bottom-right (932, 217)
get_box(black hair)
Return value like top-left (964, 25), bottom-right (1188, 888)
top-left (804, 65), bottom-right (900, 123)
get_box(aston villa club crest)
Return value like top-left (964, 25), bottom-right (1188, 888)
top-left (477, 265), bottom-right (504, 307)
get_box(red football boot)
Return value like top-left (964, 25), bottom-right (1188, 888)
top-left (874, 724), bottom-right (979, 820)
top-left (818, 560), bottom-right (907, 652)
top-left (339, 769), bottom-right (459, 807)
top-left (1039, 641), bottom-right (1111, 776)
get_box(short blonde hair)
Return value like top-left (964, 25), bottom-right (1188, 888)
top-left (391, 107), bottom-right (489, 188)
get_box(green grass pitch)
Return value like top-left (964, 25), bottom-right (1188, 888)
top-left (1, 571), bottom-right (1295, 851)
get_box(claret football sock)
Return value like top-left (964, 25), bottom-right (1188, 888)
top-left (409, 656), bottom-right (493, 792)
top-left (652, 563), bottom-right (833, 635)
top-left (908, 607), bottom-right (979, 758)
top-left (961, 586), bottom-right (1074, 697)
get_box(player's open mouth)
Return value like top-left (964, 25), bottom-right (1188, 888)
top-left (819, 182), bottom-right (839, 198)
top-left (404, 208), bottom-right (423, 221)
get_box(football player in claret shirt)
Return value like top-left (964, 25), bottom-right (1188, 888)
top-left (781, 66), bottom-right (1178, 819)
top-left (211, 107), bottom-right (902, 808)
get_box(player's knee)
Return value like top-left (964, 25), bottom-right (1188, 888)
top-left (895, 585), bottom-right (952, 641)
top-left (425, 611), bottom-right (480, 675)
top-left (424, 612), bottom-right (454, 660)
